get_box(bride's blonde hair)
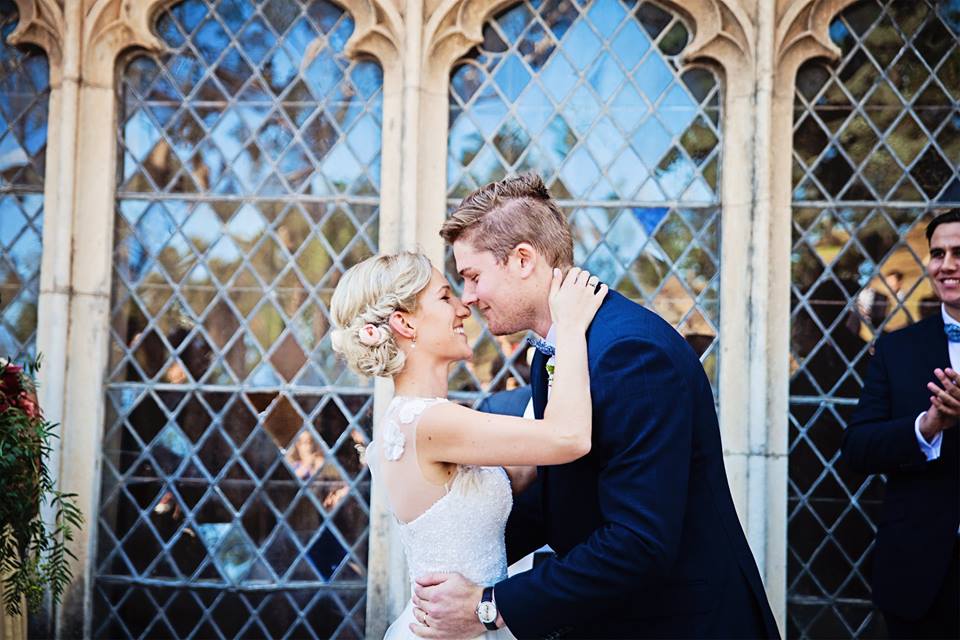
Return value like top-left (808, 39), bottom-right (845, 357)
top-left (329, 251), bottom-right (433, 378)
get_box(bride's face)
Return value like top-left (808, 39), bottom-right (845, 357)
top-left (409, 268), bottom-right (473, 363)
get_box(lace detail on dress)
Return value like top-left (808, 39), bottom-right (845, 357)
top-left (381, 419), bottom-right (406, 461)
top-left (381, 396), bottom-right (446, 461)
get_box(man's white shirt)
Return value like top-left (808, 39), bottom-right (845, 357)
top-left (913, 304), bottom-right (958, 460)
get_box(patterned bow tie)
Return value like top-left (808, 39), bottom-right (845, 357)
top-left (527, 335), bottom-right (556, 358)
top-left (945, 323), bottom-right (960, 343)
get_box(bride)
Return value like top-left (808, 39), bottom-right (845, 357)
top-left (329, 251), bottom-right (606, 639)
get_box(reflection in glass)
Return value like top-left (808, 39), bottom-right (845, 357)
top-left (0, 2), bottom-right (49, 360)
top-left (96, 1), bottom-right (380, 638)
top-left (447, 0), bottom-right (722, 403)
top-left (788, 1), bottom-right (959, 637)
top-left (286, 429), bottom-right (324, 479)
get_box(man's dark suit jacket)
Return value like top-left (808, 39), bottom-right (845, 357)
top-left (490, 291), bottom-right (779, 639)
top-left (842, 312), bottom-right (959, 620)
top-left (478, 386), bottom-right (532, 418)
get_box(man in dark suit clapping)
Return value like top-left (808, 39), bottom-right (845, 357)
top-left (842, 209), bottom-right (960, 638)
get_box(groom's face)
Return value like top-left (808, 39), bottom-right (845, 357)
top-left (453, 239), bottom-right (535, 335)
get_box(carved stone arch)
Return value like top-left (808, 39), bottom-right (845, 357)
top-left (88, 0), bottom-right (403, 85)
top-left (9, 0), bottom-right (401, 88)
top-left (10, 0), bottom-right (179, 86)
top-left (656, 0), bottom-right (754, 74)
top-left (337, 0), bottom-right (403, 72)
top-left (421, 0), bottom-right (514, 82)
top-left (9, 0), bottom-right (396, 83)
top-left (8, 0), bottom-right (65, 80)
top-left (81, 0), bottom-right (179, 86)
top-left (422, 0), bottom-right (756, 85)
top-left (775, 0), bottom-right (861, 83)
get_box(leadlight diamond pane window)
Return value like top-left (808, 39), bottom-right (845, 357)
top-left (447, 0), bottom-right (722, 402)
top-left (0, 1), bottom-right (48, 360)
top-left (95, 1), bottom-right (382, 638)
top-left (788, 1), bottom-right (958, 637)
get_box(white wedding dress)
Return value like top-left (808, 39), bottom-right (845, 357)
top-left (366, 396), bottom-right (516, 639)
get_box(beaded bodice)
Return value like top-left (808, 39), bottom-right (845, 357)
top-left (397, 463), bottom-right (512, 585)
top-left (367, 396), bottom-right (512, 586)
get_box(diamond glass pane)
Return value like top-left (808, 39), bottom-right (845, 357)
top-left (788, 1), bottom-right (958, 637)
top-left (95, 1), bottom-right (381, 638)
top-left (447, 0), bottom-right (722, 403)
top-left (0, 1), bottom-right (49, 361)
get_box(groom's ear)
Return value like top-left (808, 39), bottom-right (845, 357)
top-left (512, 242), bottom-right (538, 278)
top-left (388, 311), bottom-right (416, 340)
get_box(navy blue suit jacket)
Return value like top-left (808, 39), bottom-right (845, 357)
top-left (493, 291), bottom-right (779, 639)
top-left (841, 313), bottom-right (959, 619)
top-left (478, 386), bottom-right (532, 418)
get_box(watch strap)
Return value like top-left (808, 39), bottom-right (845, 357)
top-left (480, 586), bottom-right (498, 631)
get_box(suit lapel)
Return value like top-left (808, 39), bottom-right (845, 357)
top-left (897, 314), bottom-right (949, 421)
top-left (530, 349), bottom-right (549, 419)
top-left (922, 312), bottom-right (950, 374)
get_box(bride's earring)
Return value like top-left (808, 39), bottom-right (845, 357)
top-left (411, 332), bottom-right (417, 349)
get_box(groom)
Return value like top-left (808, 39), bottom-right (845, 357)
top-left (410, 174), bottom-right (779, 638)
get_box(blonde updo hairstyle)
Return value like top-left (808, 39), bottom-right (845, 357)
top-left (329, 251), bottom-right (433, 378)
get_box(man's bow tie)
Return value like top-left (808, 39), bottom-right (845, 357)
top-left (528, 335), bottom-right (556, 358)
top-left (945, 323), bottom-right (960, 343)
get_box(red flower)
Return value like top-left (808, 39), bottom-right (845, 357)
top-left (0, 364), bottom-right (39, 419)
top-left (1, 363), bottom-right (24, 397)
top-left (17, 391), bottom-right (40, 419)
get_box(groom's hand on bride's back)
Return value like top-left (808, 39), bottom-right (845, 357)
top-left (410, 572), bottom-right (487, 638)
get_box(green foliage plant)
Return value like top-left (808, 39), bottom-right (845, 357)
top-left (0, 356), bottom-right (82, 617)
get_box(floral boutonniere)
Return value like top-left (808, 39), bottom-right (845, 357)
top-left (545, 356), bottom-right (556, 389)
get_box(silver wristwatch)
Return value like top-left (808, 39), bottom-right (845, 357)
top-left (475, 586), bottom-right (498, 630)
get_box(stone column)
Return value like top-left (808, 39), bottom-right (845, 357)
top-left (337, 1), bottom-right (407, 635)
top-left (754, 0), bottom-right (859, 627)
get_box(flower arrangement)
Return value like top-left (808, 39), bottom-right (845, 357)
top-left (0, 356), bottom-right (82, 617)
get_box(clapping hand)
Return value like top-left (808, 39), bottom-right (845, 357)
top-left (919, 367), bottom-right (960, 441)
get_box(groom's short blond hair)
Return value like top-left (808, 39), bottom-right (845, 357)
top-left (440, 174), bottom-right (574, 268)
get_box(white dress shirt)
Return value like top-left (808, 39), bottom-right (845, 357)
top-left (913, 305), bottom-right (959, 460)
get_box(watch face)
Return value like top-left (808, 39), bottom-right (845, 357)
top-left (477, 601), bottom-right (497, 623)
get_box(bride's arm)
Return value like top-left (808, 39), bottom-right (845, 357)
top-left (418, 268), bottom-right (607, 468)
